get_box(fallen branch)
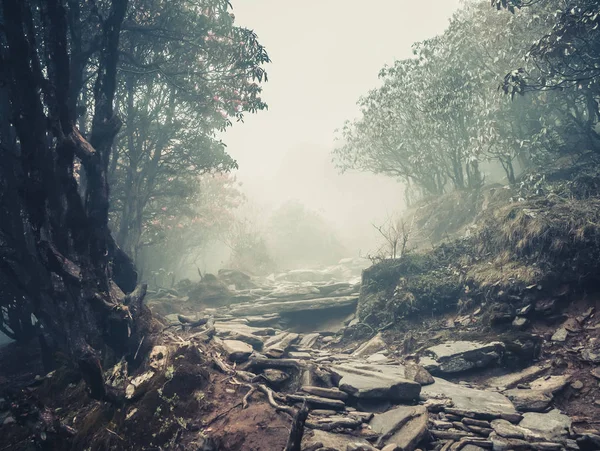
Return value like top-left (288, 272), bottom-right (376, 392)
top-left (257, 384), bottom-right (296, 416)
top-left (242, 386), bottom-right (256, 409)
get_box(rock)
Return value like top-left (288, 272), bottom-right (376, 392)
top-left (581, 339), bottom-right (600, 363)
top-left (460, 446), bottom-right (487, 451)
top-left (299, 333), bottom-right (320, 348)
top-left (369, 405), bottom-right (428, 451)
top-left (331, 364), bottom-right (421, 402)
top-left (3, 416), bottom-right (15, 425)
top-left (577, 433), bottom-right (600, 451)
top-left (424, 341), bottom-right (505, 374)
top-left (519, 409), bottom-right (571, 441)
top-left (484, 365), bottom-right (549, 390)
top-left (228, 295), bottom-right (359, 316)
top-left (288, 351), bottom-right (312, 359)
top-left (366, 352), bottom-right (389, 364)
top-left (264, 332), bottom-right (299, 358)
top-left (420, 356), bottom-right (440, 373)
top-left (217, 269), bottom-right (256, 290)
top-left (535, 299), bottom-right (558, 315)
top-left (214, 322), bottom-right (276, 337)
top-left (463, 418), bottom-right (492, 428)
top-left (380, 445), bottom-right (401, 451)
top-left (404, 363), bottom-right (435, 386)
top-left (591, 368), bottom-right (600, 380)
top-left (489, 432), bottom-right (532, 450)
top-left (353, 333), bottom-right (386, 357)
top-left (529, 375), bottom-right (571, 394)
top-left (149, 345), bottom-right (169, 370)
top-left (512, 317), bottom-right (530, 329)
top-left (490, 419), bottom-right (527, 439)
top-left (261, 369), bottom-right (289, 386)
top-left (125, 370), bottom-right (155, 399)
top-left (490, 303), bottom-right (516, 324)
top-left (346, 444), bottom-right (377, 451)
top-left (222, 340), bottom-right (253, 362)
top-left (551, 327), bottom-right (568, 342)
top-left (571, 380), bottom-right (584, 390)
top-left (302, 430), bottom-right (371, 450)
top-left (301, 386), bottom-right (349, 401)
top-left (518, 304), bottom-right (533, 316)
top-left (504, 388), bottom-right (552, 413)
top-left (420, 377), bottom-right (518, 419)
top-left (225, 331), bottom-right (265, 350)
top-left (562, 317), bottom-right (582, 333)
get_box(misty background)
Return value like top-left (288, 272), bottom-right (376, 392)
top-left (216, 0), bottom-right (462, 260)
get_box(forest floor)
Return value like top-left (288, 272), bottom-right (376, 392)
top-left (3, 160), bottom-right (600, 450)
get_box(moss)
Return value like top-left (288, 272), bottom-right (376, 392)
top-left (358, 247), bottom-right (466, 326)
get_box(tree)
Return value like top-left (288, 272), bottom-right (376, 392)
top-left (499, 1), bottom-right (600, 153)
top-left (108, 0), bottom-right (269, 260)
top-left (334, 1), bottom-right (578, 194)
top-left (0, 0), bottom-right (153, 399)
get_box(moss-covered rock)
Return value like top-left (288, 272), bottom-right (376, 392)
top-left (358, 244), bottom-right (467, 327)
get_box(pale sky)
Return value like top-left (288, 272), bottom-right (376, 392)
top-left (221, 0), bottom-right (462, 253)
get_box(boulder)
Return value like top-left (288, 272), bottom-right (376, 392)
top-left (484, 365), bottom-right (549, 390)
top-left (404, 363), bottom-right (435, 386)
top-left (353, 333), bottom-right (386, 357)
top-left (519, 409), bottom-right (571, 442)
top-left (301, 430), bottom-right (371, 450)
top-left (504, 388), bottom-right (553, 412)
top-left (222, 340), bottom-right (253, 363)
top-left (261, 369), bottom-right (289, 386)
top-left (369, 405), bottom-right (428, 451)
top-left (424, 341), bottom-right (504, 374)
top-left (217, 269), bottom-right (256, 290)
top-left (299, 333), bottom-right (320, 348)
top-left (331, 364), bottom-right (421, 402)
top-left (420, 377), bottom-right (517, 419)
top-left (366, 352), bottom-right (389, 364)
top-left (489, 432), bottom-right (533, 450)
top-left (551, 327), bottom-right (568, 342)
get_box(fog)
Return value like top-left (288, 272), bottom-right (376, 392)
top-left (221, 0), bottom-right (462, 256)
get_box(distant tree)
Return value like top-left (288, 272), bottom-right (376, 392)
top-left (499, 0), bottom-right (600, 153)
top-left (267, 201), bottom-right (347, 269)
top-left (334, 1), bottom-right (584, 194)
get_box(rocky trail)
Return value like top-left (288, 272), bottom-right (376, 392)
top-left (2, 258), bottom-right (600, 450)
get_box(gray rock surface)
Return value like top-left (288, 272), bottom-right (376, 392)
top-left (425, 341), bottom-right (505, 374)
top-left (228, 295), bottom-right (359, 316)
top-left (369, 405), bottom-right (428, 451)
top-left (420, 377), bottom-right (517, 417)
top-left (222, 340), bottom-right (253, 362)
top-left (519, 409), bottom-right (572, 441)
top-left (331, 364), bottom-right (421, 402)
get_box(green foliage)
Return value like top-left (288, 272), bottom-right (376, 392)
top-left (334, 1), bottom-right (594, 196)
top-left (103, 0), bottom-right (270, 265)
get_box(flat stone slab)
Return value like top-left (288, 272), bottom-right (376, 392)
top-left (222, 340), bottom-right (253, 362)
top-left (425, 341), bottom-right (505, 374)
top-left (519, 409), bottom-right (572, 441)
top-left (228, 295), bottom-right (358, 316)
top-left (331, 363), bottom-right (420, 402)
top-left (484, 365), bottom-right (549, 389)
top-left (420, 377), bottom-right (517, 417)
top-left (353, 333), bottom-right (386, 357)
top-left (369, 405), bottom-right (428, 450)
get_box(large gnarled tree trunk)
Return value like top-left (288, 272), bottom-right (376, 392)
top-left (0, 0), bottom-right (152, 399)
